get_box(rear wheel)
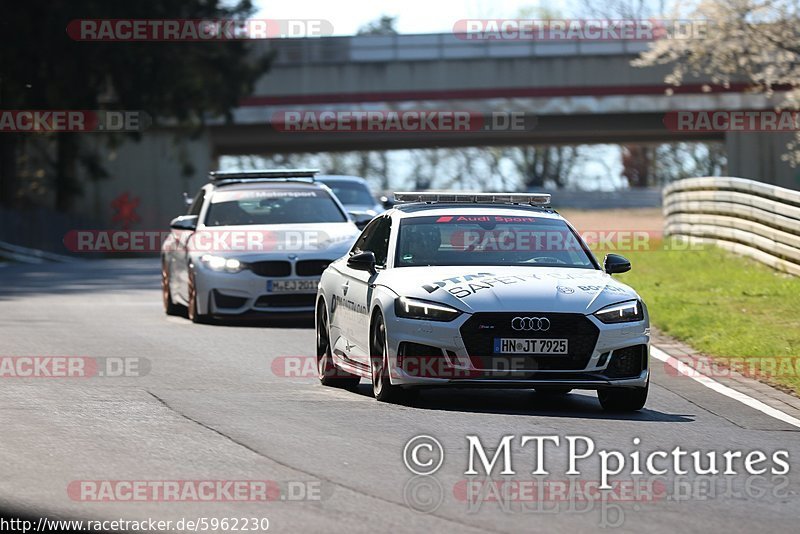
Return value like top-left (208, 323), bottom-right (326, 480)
top-left (187, 267), bottom-right (210, 324)
top-left (598, 382), bottom-right (648, 412)
top-left (161, 259), bottom-right (182, 316)
top-left (316, 300), bottom-right (359, 389)
top-left (370, 312), bottom-right (408, 403)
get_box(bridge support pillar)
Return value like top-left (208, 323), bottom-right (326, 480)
top-left (725, 131), bottom-right (800, 190)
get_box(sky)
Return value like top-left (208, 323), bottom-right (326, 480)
top-left (253, 0), bottom-right (578, 36)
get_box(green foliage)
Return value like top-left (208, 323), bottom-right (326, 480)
top-left (0, 0), bottom-right (271, 208)
top-left (615, 241), bottom-right (800, 393)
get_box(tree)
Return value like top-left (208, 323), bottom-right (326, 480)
top-left (357, 16), bottom-right (398, 36)
top-left (621, 145), bottom-right (654, 187)
top-left (0, 0), bottom-right (270, 210)
top-left (633, 0), bottom-right (800, 165)
top-left (508, 146), bottom-right (581, 189)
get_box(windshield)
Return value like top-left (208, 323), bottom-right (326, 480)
top-left (205, 188), bottom-right (347, 226)
top-left (395, 214), bottom-right (597, 268)
top-left (321, 180), bottom-right (376, 206)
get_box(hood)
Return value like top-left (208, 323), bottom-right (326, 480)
top-left (188, 222), bottom-right (359, 259)
top-left (377, 266), bottom-right (640, 314)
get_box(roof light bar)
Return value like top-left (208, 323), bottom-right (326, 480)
top-left (209, 169), bottom-right (319, 181)
top-left (393, 191), bottom-right (551, 206)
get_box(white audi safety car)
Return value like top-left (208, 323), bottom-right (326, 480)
top-left (161, 169), bottom-right (361, 322)
top-left (315, 192), bottom-right (650, 411)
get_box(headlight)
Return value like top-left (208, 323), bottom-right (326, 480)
top-left (200, 254), bottom-right (244, 273)
top-left (594, 300), bottom-right (644, 324)
top-left (394, 297), bottom-right (462, 322)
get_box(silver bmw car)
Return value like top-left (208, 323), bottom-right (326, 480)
top-left (315, 192), bottom-right (650, 411)
top-left (161, 169), bottom-right (361, 322)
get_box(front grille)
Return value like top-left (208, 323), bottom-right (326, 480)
top-left (249, 261), bottom-right (291, 277)
top-left (460, 312), bottom-right (599, 373)
top-left (296, 259), bottom-right (331, 276)
top-left (255, 294), bottom-right (316, 308)
top-left (603, 344), bottom-right (647, 379)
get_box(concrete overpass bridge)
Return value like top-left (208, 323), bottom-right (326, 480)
top-left (214, 34), bottom-right (786, 166)
top-left (78, 33), bottom-right (798, 229)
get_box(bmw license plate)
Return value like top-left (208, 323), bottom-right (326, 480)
top-left (493, 338), bottom-right (568, 354)
top-left (267, 279), bottom-right (319, 293)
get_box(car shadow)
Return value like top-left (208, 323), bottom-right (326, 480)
top-left (205, 314), bottom-right (314, 329)
top-left (351, 384), bottom-right (693, 422)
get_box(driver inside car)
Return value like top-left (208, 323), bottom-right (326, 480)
top-left (401, 226), bottom-right (441, 265)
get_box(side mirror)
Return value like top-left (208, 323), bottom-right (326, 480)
top-left (170, 215), bottom-right (198, 231)
top-left (347, 250), bottom-right (376, 273)
top-left (348, 211), bottom-right (374, 230)
top-left (604, 253), bottom-right (631, 274)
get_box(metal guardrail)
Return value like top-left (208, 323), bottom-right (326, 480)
top-left (663, 177), bottom-right (800, 276)
top-left (0, 240), bottom-right (80, 264)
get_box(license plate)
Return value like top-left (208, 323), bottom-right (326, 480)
top-left (493, 338), bottom-right (568, 354)
top-left (267, 279), bottom-right (319, 292)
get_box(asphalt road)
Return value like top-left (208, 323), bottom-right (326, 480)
top-left (0, 258), bottom-right (798, 533)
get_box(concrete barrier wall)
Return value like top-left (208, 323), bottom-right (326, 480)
top-left (663, 177), bottom-right (800, 276)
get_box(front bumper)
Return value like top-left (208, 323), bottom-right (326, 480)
top-left (383, 308), bottom-right (650, 389)
top-left (193, 267), bottom-right (320, 315)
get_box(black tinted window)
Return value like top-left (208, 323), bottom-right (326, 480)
top-left (188, 190), bottom-right (205, 216)
top-left (204, 188), bottom-right (346, 226)
top-left (352, 216), bottom-right (391, 266)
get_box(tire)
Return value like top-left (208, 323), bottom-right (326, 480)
top-left (598, 382), bottom-right (648, 412)
top-left (316, 300), bottom-right (359, 389)
top-left (187, 267), bottom-right (211, 324)
top-left (369, 311), bottom-right (408, 403)
top-left (161, 259), bottom-right (182, 316)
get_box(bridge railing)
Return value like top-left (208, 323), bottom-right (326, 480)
top-left (663, 177), bottom-right (800, 276)
top-left (261, 34), bottom-right (650, 65)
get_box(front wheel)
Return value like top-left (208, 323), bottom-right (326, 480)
top-left (598, 382), bottom-right (648, 412)
top-left (370, 312), bottom-right (408, 403)
top-left (187, 267), bottom-right (211, 324)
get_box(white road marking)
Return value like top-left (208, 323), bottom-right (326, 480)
top-left (652, 346), bottom-right (800, 429)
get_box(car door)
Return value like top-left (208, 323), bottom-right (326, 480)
top-left (172, 188), bottom-right (206, 302)
top-left (335, 215), bottom-right (392, 366)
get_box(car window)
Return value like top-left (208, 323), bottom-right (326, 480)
top-left (395, 214), bottom-right (596, 269)
top-left (187, 189), bottom-right (205, 216)
top-left (204, 188), bottom-right (347, 226)
top-left (351, 216), bottom-right (392, 266)
top-left (321, 181), bottom-right (375, 206)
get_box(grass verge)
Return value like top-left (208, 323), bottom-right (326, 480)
top-left (610, 239), bottom-right (800, 394)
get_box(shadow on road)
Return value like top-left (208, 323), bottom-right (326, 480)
top-left (205, 315), bottom-right (314, 329)
top-left (350, 384), bottom-right (694, 422)
top-left (0, 259), bottom-right (159, 299)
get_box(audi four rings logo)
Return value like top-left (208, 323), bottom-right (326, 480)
top-left (511, 317), bottom-right (550, 331)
